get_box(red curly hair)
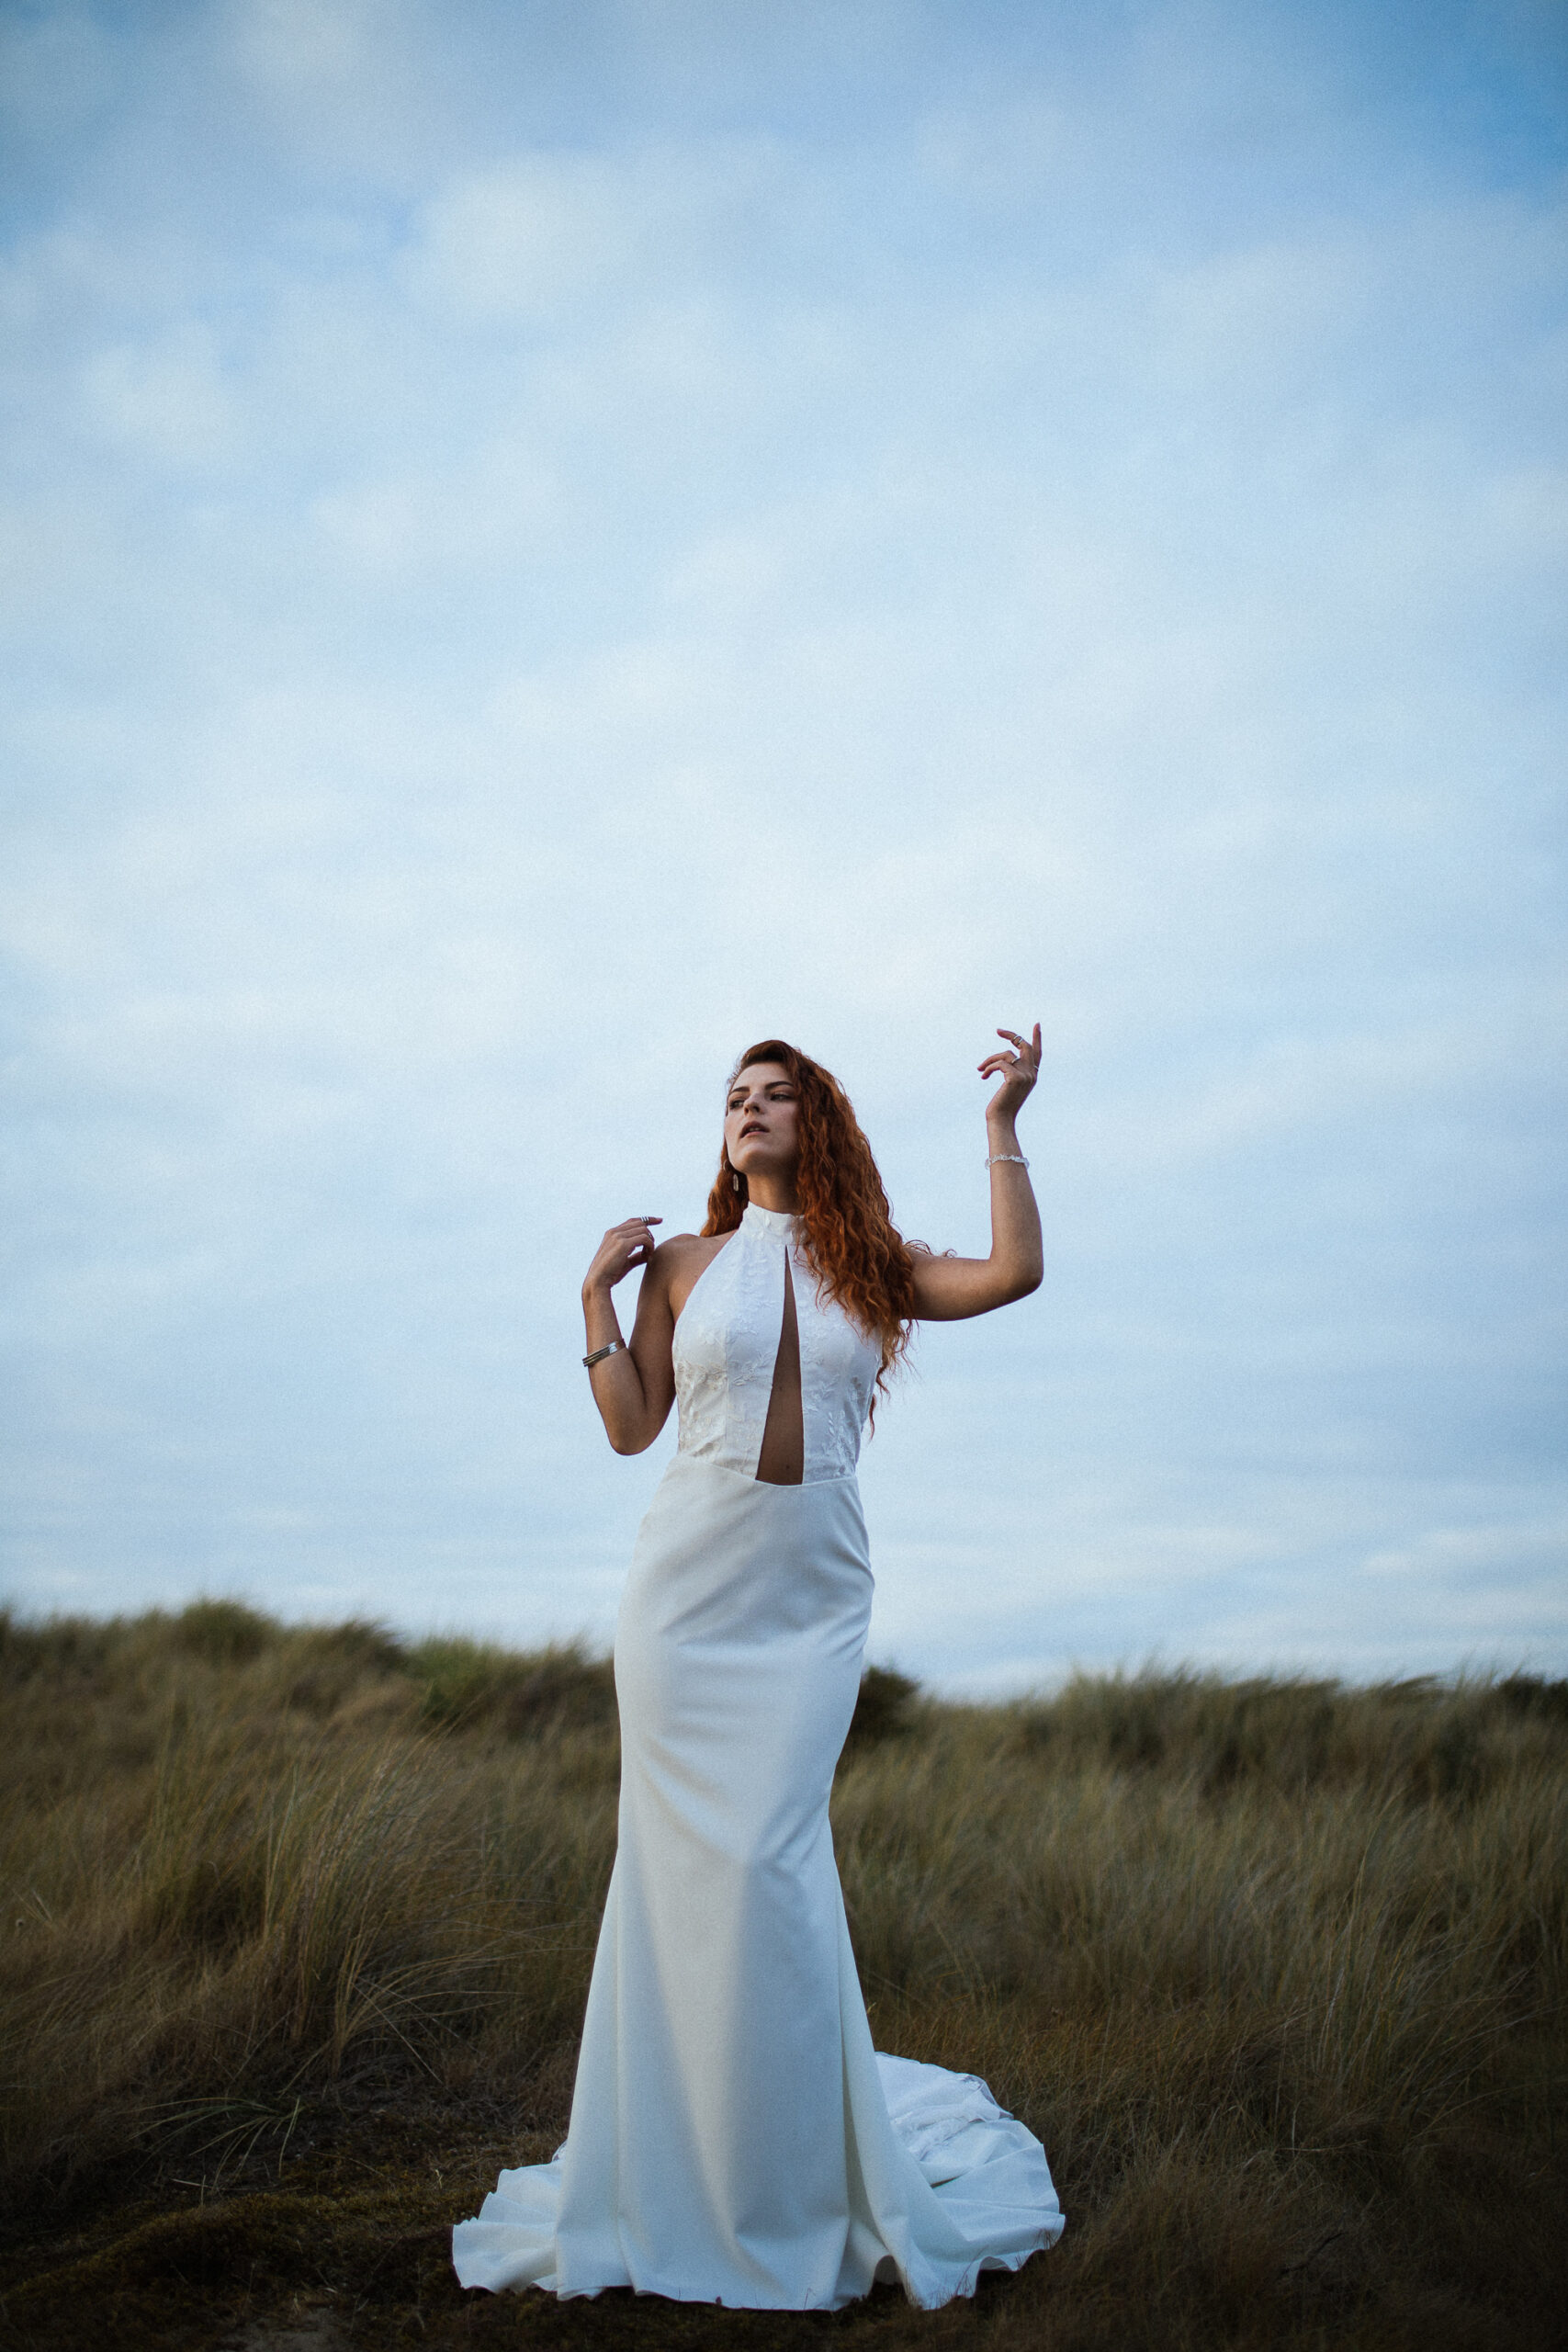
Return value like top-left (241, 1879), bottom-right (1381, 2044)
top-left (701, 1039), bottom-right (918, 1399)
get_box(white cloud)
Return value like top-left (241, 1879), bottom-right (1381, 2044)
top-left (78, 321), bottom-right (239, 468)
top-left (1363, 1520), bottom-right (1568, 1582)
top-left (411, 153), bottom-right (649, 322)
top-left (230, 0), bottom-right (375, 94)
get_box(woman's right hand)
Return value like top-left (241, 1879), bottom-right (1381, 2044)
top-left (582, 1216), bottom-right (663, 1298)
top-left (581, 1218), bottom-right (677, 1457)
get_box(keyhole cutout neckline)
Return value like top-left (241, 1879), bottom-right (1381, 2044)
top-left (668, 1201), bottom-right (881, 1487)
top-left (754, 1250), bottom-right (805, 1486)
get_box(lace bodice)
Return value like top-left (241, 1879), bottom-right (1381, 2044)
top-left (672, 1204), bottom-right (881, 1483)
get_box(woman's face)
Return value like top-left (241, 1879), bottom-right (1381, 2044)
top-left (725, 1061), bottom-right (800, 1183)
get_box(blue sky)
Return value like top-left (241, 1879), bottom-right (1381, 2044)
top-left (2, 0), bottom-right (1564, 1690)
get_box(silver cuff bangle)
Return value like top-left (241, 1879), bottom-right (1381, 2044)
top-left (986, 1153), bottom-right (1030, 1169)
top-left (582, 1340), bottom-right (626, 1369)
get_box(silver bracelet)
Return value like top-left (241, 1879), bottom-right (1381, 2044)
top-left (582, 1339), bottom-right (626, 1369)
top-left (986, 1152), bottom-right (1030, 1169)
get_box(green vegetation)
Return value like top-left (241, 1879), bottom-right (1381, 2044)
top-left (1, 1604), bottom-right (1563, 2349)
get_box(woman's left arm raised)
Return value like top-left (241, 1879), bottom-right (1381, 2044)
top-left (908, 1023), bottom-right (1043, 1322)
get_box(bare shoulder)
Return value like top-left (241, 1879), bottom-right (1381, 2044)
top-left (658, 1229), bottom-right (732, 1319)
top-left (652, 1230), bottom-right (718, 1267)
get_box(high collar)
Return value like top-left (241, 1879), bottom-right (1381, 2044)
top-left (741, 1202), bottom-right (801, 1240)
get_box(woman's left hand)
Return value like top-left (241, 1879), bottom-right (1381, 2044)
top-left (909, 1021), bottom-right (1044, 1320)
top-left (978, 1023), bottom-right (1042, 1124)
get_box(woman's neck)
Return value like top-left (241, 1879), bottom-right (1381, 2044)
top-left (745, 1173), bottom-right (801, 1214)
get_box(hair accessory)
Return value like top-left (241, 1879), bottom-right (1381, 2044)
top-left (986, 1153), bottom-right (1030, 1170)
top-left (582, 1340), bottom-right (626, 1369)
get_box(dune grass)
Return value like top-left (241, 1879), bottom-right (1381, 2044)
top-left (0, 1604), bottom-right (1563, 2349)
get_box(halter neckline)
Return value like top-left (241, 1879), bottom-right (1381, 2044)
top-left (741, 1202), bottom-right (801, 1240)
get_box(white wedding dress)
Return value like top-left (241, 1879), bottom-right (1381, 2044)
top-left (452, 1204), bottom-right (1064, 2309)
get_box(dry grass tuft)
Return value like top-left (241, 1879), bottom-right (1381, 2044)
top-left (0, 1611), bottom-right (1562, 2349)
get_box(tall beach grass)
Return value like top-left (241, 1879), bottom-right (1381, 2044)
top-left (1, 1604), bottom-right (1563, 2348)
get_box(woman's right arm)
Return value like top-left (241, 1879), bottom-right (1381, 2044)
top-left (581, 1219), bottom-right (678, 1454)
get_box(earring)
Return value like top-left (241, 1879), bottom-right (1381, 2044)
top-left (730, 1170), bottom-right (740, 1193)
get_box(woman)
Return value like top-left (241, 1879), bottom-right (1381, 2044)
top-left (453, 1027), bottom-right (1064, 2310)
